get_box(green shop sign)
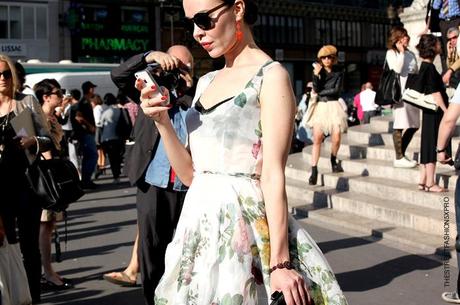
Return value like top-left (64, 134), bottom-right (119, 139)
top-left (81, 23), bottom-right (105, 31)
top-left (121, 24), bottom-right (149, 33)
top-left (81, 38), bottom-right (150, 52)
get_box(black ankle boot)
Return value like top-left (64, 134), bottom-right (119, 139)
top-left (331, 154), bottom-right (343, 173)
top-left (309, 166), bottom-right (318, 185)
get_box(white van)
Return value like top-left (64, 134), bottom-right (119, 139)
top-left (25, 71), bottom-right (119, 97)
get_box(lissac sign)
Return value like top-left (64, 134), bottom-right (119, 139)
top-left (0, 44), bottom-right (26, 56)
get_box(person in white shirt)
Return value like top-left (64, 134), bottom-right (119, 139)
top-left (385, 26), bottom-right (419, 169)
top-left (359, 82), bottom-right (377, 124)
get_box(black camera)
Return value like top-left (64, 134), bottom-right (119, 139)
top-left (146, 63), bottom-right (189, 96)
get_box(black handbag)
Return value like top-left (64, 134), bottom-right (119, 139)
top-left (26, 156), bottom-right (84, 212)
top-left (375, 60), bottom-right (401, 106)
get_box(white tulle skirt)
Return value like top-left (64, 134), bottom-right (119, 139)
top-left (306, 101), bottom-right (348, 136)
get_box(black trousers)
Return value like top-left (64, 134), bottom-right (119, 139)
top-left (1, 177), bottom-right (42, 303)
top-left (101, 139), bottom-right (125, 179)
top-left (136, 180), bottom-right (186, 305)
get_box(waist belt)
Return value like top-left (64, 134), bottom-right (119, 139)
top-left (442, 15), bottom-right (460, 21)
top-left (198, 171), bottom-right (261, 180)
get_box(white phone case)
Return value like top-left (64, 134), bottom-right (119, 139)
top-left (134, 70), bottom-right (168, 105)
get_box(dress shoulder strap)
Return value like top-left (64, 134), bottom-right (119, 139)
top-left (248, 60), bottom-right (280, 100)
top-left (191, 70), bottom-right (219, 107)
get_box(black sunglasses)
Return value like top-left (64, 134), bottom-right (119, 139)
top-left (0, 70), bottom-right (12, 80)
top-left (187, 2), bottom-right (230, 31)
top-left (48, 89), bottom-right (63, 98)
top-left (320, 55), bottom-right (335, 60)
top-left (448, 36), bottom-right (459, 41)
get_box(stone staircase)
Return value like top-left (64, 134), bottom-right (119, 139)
top-left (286, 115), bottom-right (458, 256)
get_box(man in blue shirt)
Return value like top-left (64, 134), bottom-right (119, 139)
top-left (428, 0), bottom-right (460, 70)
top-left (111, 46), bottom-right (194, 305)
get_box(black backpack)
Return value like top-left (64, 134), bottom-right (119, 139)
top-left (116, 108), bottom-right (133, 141)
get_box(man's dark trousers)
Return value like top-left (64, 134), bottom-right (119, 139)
top-left (136, 180), bottom-right (185, 305)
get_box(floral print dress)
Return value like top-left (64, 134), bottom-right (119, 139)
top-left (154, 61), bottom-right (348, 305)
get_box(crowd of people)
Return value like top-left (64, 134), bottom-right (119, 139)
top-left (0, 54), bottom-right (138, 303)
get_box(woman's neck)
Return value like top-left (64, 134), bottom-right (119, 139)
top-left (223, 32), bottom-right (262, 68)
top-left (324, 66), bottom-right (332, 73)
top-left (422, 58), bottom-right (433, 63)
top-left (0, 93), bottom-right (12, 104)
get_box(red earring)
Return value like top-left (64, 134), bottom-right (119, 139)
top-left (236, 21), bottom-right (243, 41)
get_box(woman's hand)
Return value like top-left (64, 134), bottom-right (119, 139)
top-left (395, 40), bottom-right (405, 53)
top-left (136, 79), bottom-right (171, 123)
top-left (438, 151), bottom-right (453, 164)
top-left (313, 63), bottom-right (322, 76)
top-left (271, 268), bottom-right (311, 305)
top-left (14, 136), bottom-right (36, 150)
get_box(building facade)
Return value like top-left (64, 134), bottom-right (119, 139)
top-left (0, 0), bottom-right (396, 97)
top-left (0, 0), bottom-right (60, 61)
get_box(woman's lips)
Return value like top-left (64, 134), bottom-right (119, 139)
top-left (201, 42), bottom-right (213, 50)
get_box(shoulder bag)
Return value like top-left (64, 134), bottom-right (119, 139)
top-left (402, 88), bottom-right (438, 111)
top-left (375, 60), bottom-right (401, 106)
top-left (26, 155), bottom-right (84, 212)
top-left (0, 241), bottom-right (32, 305)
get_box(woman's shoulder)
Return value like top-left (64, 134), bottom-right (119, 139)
top-left (14, 92), bottom-right (40, 112)
top-left (385, 49), bottom-right (397, 57)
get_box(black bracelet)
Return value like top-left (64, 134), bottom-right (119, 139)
top-left (436, 147), bottom-right (446, 153)
top-left (269, 261), bottom-right (294, 274)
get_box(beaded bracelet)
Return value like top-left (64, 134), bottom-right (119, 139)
top-left (269, 261), bottom-right (294, 274)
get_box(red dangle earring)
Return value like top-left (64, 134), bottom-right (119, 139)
top-left (236, 20), bottom-right (243, 41)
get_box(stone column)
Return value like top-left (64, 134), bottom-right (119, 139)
top-left (399, 0), bottom-right (443, 72)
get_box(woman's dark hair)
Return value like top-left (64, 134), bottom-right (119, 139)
top-left (116, 93), bottom-right (128, 106)
top-left (224, 0), bottom-right (258, 25)
top-left (416, 34), bottom-right (439, 60)
top-left (104, 93), bottom-right (117, 106)
top-left (387, 26), bottom-right (408, 50)
top-left (70, 88), bottom-right (81, 100)
top-left (33, 78), bottom-right (61, 105)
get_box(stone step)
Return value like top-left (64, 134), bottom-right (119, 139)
top-left (346, 124), bottom-right (460, 151)
top-left (288, 150), bottom-right (457, 190)
top-left (368, 115), bottom-right (394, 133)
top-left (315, 139), bottom-right (455, 173)
top-left (329, 190), bottom-right (456, 238)
top-left (285, 177), bottom-right (341, 208)
top-left (318, 170), bottom-right (455, 211)
top-left (285, 174), bottom-right (456, 238)
top-left (301, 209), bottom-right (455, 258)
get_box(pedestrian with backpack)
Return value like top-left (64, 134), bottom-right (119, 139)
top-left (100, 93), bottom-right (131, 183)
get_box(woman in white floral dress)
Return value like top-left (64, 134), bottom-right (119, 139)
top-left (138, 0), bottom-right (348, 304)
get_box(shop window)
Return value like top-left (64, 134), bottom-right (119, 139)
top-left (122, 7), bottom-right (148, 24)
top-left (0, 6), bottom-right (7, 39)
top-left (23, 6), bottom-right (34, 39)
top-left (10, 6), bottom-right (21, 39)
top-left (36, 7), bottom-right (47, 39)
top-left (82, 6), bottom-right (108, 23)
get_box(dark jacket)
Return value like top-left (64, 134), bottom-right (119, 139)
top-left (312, 67), bottom-right (343, 101)
top-left (111, 53), bottom-right (160, 186)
